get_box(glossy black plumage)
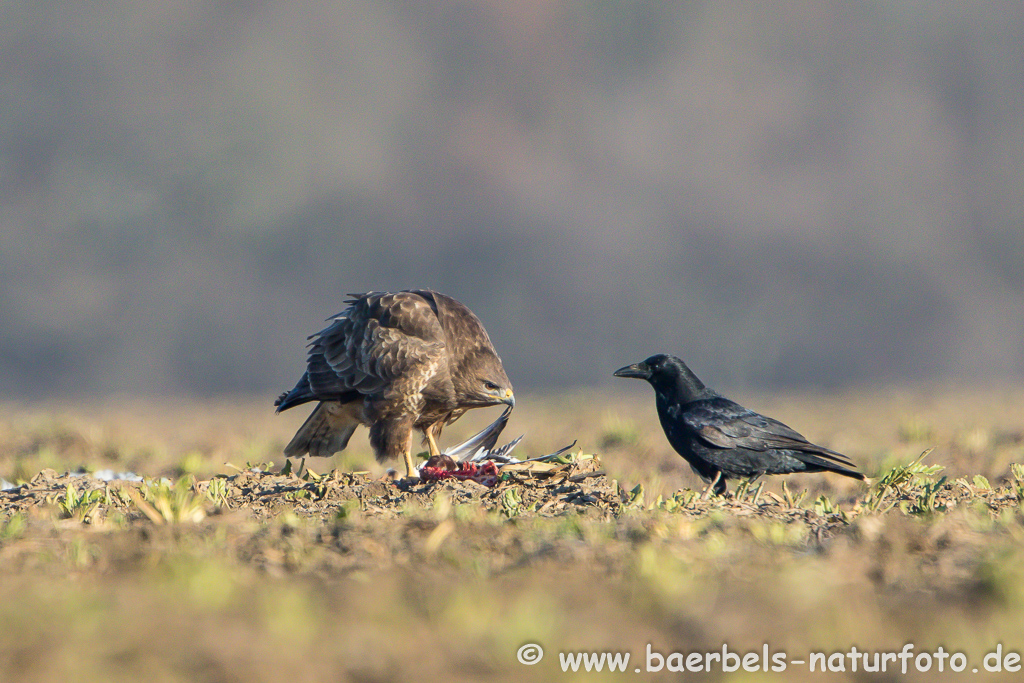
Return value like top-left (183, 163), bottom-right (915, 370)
top-left (614, 354), bottom-right (865, 495)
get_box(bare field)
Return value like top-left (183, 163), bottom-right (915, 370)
top-left (2, 386), bottom-right (1024, 682)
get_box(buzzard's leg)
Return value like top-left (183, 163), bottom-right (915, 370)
top-left (369, 413), bottom-right (420, 481)
top-left (398, 420), bottom-right (420, 480)
top-left (403, 449), bottom-right (419, 480)
top-left (426, 423), bottom-right (442, 457)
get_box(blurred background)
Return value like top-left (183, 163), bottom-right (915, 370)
top-left (2, 0), bottom-right (1023, 398)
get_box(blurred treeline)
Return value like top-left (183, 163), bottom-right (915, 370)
top-left (1, 0), bottom-right (1023, 397)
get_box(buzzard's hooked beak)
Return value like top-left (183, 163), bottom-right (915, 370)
top-left (501, 389), bottom-right (516, 409)
top-left (613, 362), bottom-right (650, 380)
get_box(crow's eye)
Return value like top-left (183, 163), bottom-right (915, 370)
top-left (484, 381), bottom-right (500, 391)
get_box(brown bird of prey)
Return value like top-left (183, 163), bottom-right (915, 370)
top-left (275, 290), bottom-right (515, 479)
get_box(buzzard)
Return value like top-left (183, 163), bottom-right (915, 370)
top-left (614, 354), bottom-right (865, 496)
top-left (275, 290), bottom-right (515, 479)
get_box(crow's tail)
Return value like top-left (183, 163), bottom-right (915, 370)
top-left (793, 450), bottom-right (866, 480)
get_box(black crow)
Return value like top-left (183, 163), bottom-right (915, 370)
top-left (614, 354), bottom-right (866, 496)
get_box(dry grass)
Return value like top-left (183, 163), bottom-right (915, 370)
top-left (2, 386), bottom-right (1024, 682)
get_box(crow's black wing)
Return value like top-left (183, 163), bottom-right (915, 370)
top-left (683, 397), bottom-right (858, 470)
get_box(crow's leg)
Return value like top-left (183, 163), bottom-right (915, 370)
top-left (701, 471), bottom-right (724, 500)
top-left (735, 474), bottom-right (762, 501)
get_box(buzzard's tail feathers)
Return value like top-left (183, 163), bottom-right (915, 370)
top-left (275, 374), bottom-right (314, 413)
top-left (284, 402), bottom-right (360, 458)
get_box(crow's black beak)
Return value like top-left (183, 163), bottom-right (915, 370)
top-left (613, 363), bottom-right (650, 380)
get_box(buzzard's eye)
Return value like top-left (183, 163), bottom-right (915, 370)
top-left (483, 381), bottom-right (500, 391)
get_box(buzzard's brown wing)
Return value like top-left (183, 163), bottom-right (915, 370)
top-left (304, 291), bottom-right (449, 401)
top-left (275, 291), bottom-right (451, 412)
